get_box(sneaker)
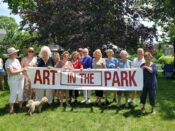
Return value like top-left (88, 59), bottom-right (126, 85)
top-left (86, 99), bottom-right (91, 104)
top-left (125, 102), bottom-right (129, 108)
top-left (151, 107), bottom-right (156, 114)
top-left (81, 99), bottom-right (86, 103)
top-left (74, 100), bottom-right (78, 105)
top-left (141, 107), bottom-right (145, 113)
top-left (128, 99), bottom-right (134, 103)
top-left (113, 98), bottom-right (116, 102)
top-left (105, 99), bottom-right (110, 105)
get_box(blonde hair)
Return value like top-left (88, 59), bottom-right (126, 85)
top-left (53, 52), bottom-right (60, 60)
top-left (93, 49), bottom-right (102, 58)
top-left (25, 47), bottom-right (35, 56)
top-left (137, 48), bottom-right (144, 54)
top-left (39, 46), bottom-right (51, 58)
top-left (71, 51), bottom-right (80, 59)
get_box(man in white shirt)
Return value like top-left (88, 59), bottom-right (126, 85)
top-left (129, 48), bottom-right (145, 103)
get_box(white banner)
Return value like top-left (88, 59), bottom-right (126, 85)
top-left (27, 67), bottom-right (143, 91)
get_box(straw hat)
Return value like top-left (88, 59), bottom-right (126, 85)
top-left (7, 47), bottom-right (19, 56)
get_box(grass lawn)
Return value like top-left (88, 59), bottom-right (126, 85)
top-left (0, 73), bottom-right (175, 131)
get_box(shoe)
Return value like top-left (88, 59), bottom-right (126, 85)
top-left (68, 99), bottom-right (72, 104)
top-left (86, 99), bottom-right (91, 104)
top-left (105, 99), bottom-right (109, 105)
top-left (151, 107), bottom-right (156, 114)
top-left (141, 107), bottom-right (145, 113)
top-left (125, 102), bottom-right (129, 108)
top-left (81, 99), bottom-right (86, 103)
top-left (74, 100), bottom-right (78, 105)
top-left (128, 99), bottom-right (134, 103)
top-left (113, 98), bottom-right (116, 102)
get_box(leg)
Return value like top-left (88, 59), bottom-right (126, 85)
top-left (8, 78), bottom-right (18, 113)
top-left (149, 87), bottom-right (156, 113)
top-left (140, 87), bottom-right (148, 109)
top-left (65, 90), bottom-right (69, 105)
top-left (59, 90), bottom-right (63, 106)
top-left (117, 91), bottom-right (122, 107)
top-left (124, 92), bottom-right (129, 108)
top-left (18, 77), bottom-right (24, 111)
top-left (35, 89), bottom-right (44, 101)
top-left (113, 91), bottom-right (117, 102)
top-left (9, 103), bottom-right (14, 113)
top-left (46, 89), bottom-right (53, 104)
top-left (74, 90), bottom-right (79, 100)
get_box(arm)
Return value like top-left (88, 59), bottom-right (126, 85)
top-left (6, 67), bottom-right (27, 75)
top-left (21, 58), bottom-right (26, 68)
top-left (143, 64), bottom-right (157, 74)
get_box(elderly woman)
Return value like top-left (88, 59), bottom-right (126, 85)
top-left (36, 46), bottom-right (54, 104)
top-left (140, 52), bottom-right (157, 114)
top-left (117, 50), bottom-right (132, 108)
top-left (70, 51), bottom-right (83, 104)
top-left (55, 51), bottom-right (73, 106)
top-left (105, 49), bottom-right (118, 104)
top-left (21, 47), bottom-right (37, 101)
top-left (129, 48), bottom-right (145, 103)
top-left (5, 47), bottom-right (27, 113)
top-left (92, 49), bottom-right (106, 105)
top-left (81, 48), bottom-right (92, 104)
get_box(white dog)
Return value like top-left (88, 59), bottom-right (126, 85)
top-left (26, 97), bottom-right (48, 115)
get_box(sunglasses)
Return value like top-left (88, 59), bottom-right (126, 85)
top-left (28, 51), bottom-right (34, 53)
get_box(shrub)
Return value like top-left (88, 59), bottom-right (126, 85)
top-left (158, 55), bottom-right (174, 65)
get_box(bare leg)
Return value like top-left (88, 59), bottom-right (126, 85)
top-left (9, 103), bottom-right (14, 113)
top-left (59, 91), bottom-right (63, 106)
top-left (19, 101), bottom-right (23, 112)
top-left (131, 91), bottom-right (137, 101)
top-left (66, 90), bottom-right (69, 105)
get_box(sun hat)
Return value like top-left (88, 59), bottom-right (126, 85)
top-left (7, 47), bottom-right (19, 56)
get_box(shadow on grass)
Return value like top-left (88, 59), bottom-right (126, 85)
top-left (155, 74), bottom-right (175, 120)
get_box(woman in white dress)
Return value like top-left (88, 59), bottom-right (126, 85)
top-left (5, 47), bottom-right (27, 113)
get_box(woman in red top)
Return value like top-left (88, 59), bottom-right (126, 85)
top-left (70, 51), bottom-right (83, 104)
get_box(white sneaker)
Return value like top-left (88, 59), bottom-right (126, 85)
top-left (81, 99), bottom-right (86, 103)
top-left (86, 99), bottom-right (91, 104)
top-left (128, 99), bottom-right (134, 103)
top-left (125, 102), bottom-right (129, 108)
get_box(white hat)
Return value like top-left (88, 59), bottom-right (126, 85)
top-left (7, 47), bottom-right (19, 56)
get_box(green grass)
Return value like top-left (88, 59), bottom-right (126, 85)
top-left (0, 74), bottom-right (175, 131)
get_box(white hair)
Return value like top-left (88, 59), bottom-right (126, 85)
top-left (39, 46), bottom-right (51, 58)
top-left (120, 50), bottom-right (130, 58)
top-left (83, 48), bottom-right (89, 53)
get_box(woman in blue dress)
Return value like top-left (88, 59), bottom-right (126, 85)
top-left (105, 49), bottom-right (118, 104)
top-left (140, 52), bottom-right (157, 114)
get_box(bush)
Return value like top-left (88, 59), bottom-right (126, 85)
top-left (158, 55), bottom-right (174, 64)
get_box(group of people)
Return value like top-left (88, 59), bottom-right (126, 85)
top-left (2, 45), bottom-right (157, 114)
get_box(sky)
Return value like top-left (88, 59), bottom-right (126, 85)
top-left (0, 0), bottom-right (22, 24)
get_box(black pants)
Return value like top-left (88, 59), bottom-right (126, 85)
top-left (95, 90), bottom-right (103, 97)
top-left (140, 86), bottom-right (156, 106)
top-left (69, 90), bottom-right (79, 99)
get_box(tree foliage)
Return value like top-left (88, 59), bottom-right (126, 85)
top-left (4, 0), bottom-right (158, 50)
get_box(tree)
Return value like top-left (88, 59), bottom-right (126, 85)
top-left (4, 0), bottom-right (158, 51)
top-left (0, 16), bottom-right (39, 55)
